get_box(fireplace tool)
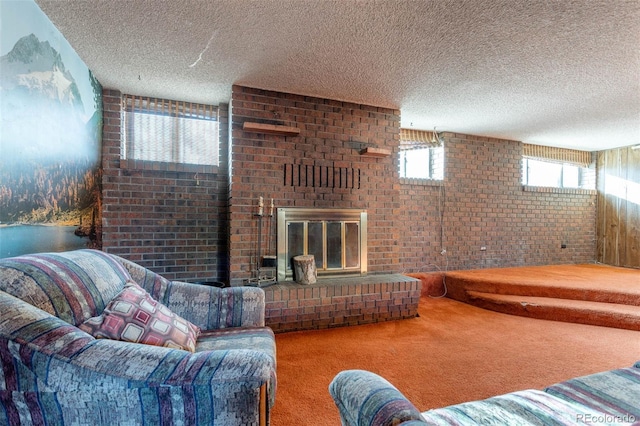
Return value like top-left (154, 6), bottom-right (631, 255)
top-left (247, 197), bottom-right (277, 287)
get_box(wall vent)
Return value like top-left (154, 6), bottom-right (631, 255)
top-left (283, 163), bottom-right (360, 189)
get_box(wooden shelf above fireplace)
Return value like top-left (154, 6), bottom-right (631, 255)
top-left (359, 147), bottom-right (391, 157)
top-left (242, 122), bottom-right (300, 136)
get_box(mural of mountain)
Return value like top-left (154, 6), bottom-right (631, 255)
top-left (2, 33), bottom-right (84, 110)
top-left (0, 33), bottom-right (96, 162)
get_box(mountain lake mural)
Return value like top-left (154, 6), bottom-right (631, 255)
top-left (0, 0), bottom-right (103, 258)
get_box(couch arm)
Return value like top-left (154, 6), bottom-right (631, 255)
top-left (112, 255), bottom-right (265, 329)
top-left (329, 370), bottom-right (427, 426)
top-left (160, 281), bottom-right (266, 329)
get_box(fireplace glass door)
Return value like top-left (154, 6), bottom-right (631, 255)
top-left (287, 221), bottom-right (359, 271)
top-left (277, 208), bottom-right (367, 281)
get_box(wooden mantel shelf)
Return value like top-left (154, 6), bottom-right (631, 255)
top-left (360, 147), bottom-right (391, 157)
top-left (243, 122), bottom-right (300, 136)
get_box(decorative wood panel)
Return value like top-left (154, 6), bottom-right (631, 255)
top-left (597, 146), bottom-right (640, 268)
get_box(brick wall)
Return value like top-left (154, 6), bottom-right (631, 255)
top-left (100, 85), bottom-right (597, 285)
top-left (228, 86), bottom-right (596, 285)
top-left (398, 133), bottom-right (597, 274)
top-left (101, 89), bottom-right (230, 282)
top-left (228, 85), bottom-right (402, 285)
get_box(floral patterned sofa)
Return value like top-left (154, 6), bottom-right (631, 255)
top-left (0, 249), bottom-right (276, 426)
top-left (330, 365), bottom-right (640, 425)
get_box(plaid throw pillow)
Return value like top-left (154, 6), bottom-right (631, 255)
top-left (80, 281), bottom-right (200, 352)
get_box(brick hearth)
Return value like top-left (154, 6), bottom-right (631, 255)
top-left (262, 274), bottom-right (421, 333)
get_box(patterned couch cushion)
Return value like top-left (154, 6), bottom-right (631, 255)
top-left (0, 250), bottom-right (132, 326)
top-left (80, 281), bottom-right (201, 352)
top-left (544, 367), bottom-right (640, 421)
top-left (197, 327), bottom-right (276, 355)
top-left (420, 389), bottom-right (611, 426)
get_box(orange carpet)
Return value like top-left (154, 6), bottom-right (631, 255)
top-left (270, 295), bottom-right (640, 425)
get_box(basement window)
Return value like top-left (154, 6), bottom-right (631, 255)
top-left (399, 129), bottom-right (444, 180)
top-left (122, 94), bottom-right (219, 167)
top-left (399, 146), bottom-right (444, 180)
top-left (522, 159), bottom-right (595, 189)
top-left (521, 144), bottom-right (595, 190)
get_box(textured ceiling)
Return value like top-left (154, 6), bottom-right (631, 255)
top-left (35, 0), bottom-right (639, 151)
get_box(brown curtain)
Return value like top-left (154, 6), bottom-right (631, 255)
top-left (523, 143), bottom-right (592, 168)
top-left (400, 129), bottom-right (442, 149)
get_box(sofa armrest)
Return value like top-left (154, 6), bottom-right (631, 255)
top-left (329, 370), bottom-right (426, 426)
top-left (160, 281), bottom-right (266, 329)
top-left (110, 254), bottom-right (265, 329)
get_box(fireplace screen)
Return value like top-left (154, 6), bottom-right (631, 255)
top-left (277, 208), bottom-right (367, 281)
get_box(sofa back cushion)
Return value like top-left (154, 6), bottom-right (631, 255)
top-left (0, 249), bottom-right (132, 326)
top-left (544, 367), bottom-right (640, 420)
top-left (114, 256), bottom-right (173, 302)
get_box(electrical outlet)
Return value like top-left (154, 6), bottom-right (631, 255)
top-left (480, 246), bottom-right (487, 251)
top-left (440, 249), bottom-right (447, 255)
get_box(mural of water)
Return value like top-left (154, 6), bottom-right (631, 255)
top-left (0, 225), bottom-right (89, 258)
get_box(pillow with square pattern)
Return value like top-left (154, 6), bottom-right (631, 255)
top-left (80, 280), bottom-right (200, 352)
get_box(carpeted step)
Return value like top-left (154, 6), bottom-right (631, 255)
top-left (444, 264), bottom-right (640, 306)
top-left (445, 275), bottom-right (640, 305)
top-left (466, 291), bottom-right (640, 331)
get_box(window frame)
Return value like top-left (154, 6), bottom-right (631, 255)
top-left (398, 145), bottom-right (444, 181)
top-left (522, 157), bottom-right (594, 190)
top-left (121, 94), bottom-right (220, 171)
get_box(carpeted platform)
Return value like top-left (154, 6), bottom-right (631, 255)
top-left (408, 264), bottom-right (640, 331)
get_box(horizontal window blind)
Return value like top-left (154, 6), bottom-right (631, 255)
top-left (400, 129), bottom-right (442, 149)
top-left (523, 144), bottom-right (592, 168)
top-left (122, 94), bottom-right (219, 166)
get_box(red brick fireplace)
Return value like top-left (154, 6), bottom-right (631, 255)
top-left (228, 85), bottom-right (401, 286)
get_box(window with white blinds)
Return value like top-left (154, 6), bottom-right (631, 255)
top-left (122, 95), bottom-right (219, 166)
